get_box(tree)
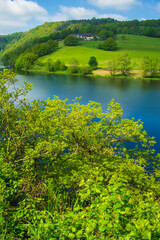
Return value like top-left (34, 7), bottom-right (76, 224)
top-left (108, 60), bottom-right (117, 76)
top-left (98, 29), bottom-right (114, 39)
top-left (46, 59), bottom-right (67, 72)
top-left (64, 35), bottom-right (79, 46)
top-left (29, 40), bottom-right (58, 58)
top-left (79, 66), bottom-right (92, 76)
top-left (143, 27), bottom-right (156, 37)
top-left (15, 52), bottom-right (37, 71)
top-left (59, 29), bottom-right (71, 40)
top-left (88, 56), bottom-right (98, 69)
top-left (53, 60), bottom-right (61, 71)
top-left (142, 57), bottom-right (159, 77)
top-left (117, 54), bottom-right (132, 76)
top-left (60, 62), bottom-right (67, 71)
top-left (46, 58), bottom-right (54, 72)
top-left (69, 58), bottom-right (79, 73)
top-left (99, 37), bottom-right (117, 51)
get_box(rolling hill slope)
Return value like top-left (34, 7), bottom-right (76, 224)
top-left (38, 35), bottom-right (160, 70)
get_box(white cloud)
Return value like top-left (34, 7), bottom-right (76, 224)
top-left (51, 6), bottom-right (128, 22)
top-left (0, 0), bottom-right (48, 34)
top-left (0, 1), bottom-right (128, 35)
top-left (88, 0), bottom-right (141, 10)
top-left (51, 6), bottom-right (97, 21)
top-left (98, 14), bottom-right (128, 21)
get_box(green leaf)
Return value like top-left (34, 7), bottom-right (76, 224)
top-left (142, 231), bottom-right (152, 240)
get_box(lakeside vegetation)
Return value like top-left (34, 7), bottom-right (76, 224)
top-left (1, 69), bottom-right (160, 239)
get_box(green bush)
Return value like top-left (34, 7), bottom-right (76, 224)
top-left (0, 69), bottom-right (160, 239)
top-left (108, 54), bottom-right (132, 76)
top-left (46, 59), bottom-right (67, 72)
top-left (79, 66), bottom-right (92, 76)
top-left (69, 58), bottom-right (79, 73)
top-left (64, 35), bottom-right (79, 46)
top-left (88, 56), bottom-right (98, 69)
top-left (99, 37), bottom-right (117, 51)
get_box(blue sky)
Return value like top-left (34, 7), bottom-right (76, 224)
top-left (0, 0), bottom-right (160, 35)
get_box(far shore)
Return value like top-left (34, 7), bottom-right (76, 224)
top-left (27, 67), bottom-right (160, 81)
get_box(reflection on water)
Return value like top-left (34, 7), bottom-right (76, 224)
top-left (140, 79), bottom-right (160, 91)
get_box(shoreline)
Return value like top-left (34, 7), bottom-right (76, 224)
top-left (27, 67), bottom-right (160, 81)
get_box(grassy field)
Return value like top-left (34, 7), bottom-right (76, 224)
top-left (39, 35), bottom-right (160, 70)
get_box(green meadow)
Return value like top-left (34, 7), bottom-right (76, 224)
top-left (39, 34), bottom-right (160, 70)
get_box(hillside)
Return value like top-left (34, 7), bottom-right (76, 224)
top-left (0, 21), bottom-right (63, 56)
top-left (38, 34), bottom-right (160, 70)
top-left (0, 18), bottom-right (160, 78)
top-left (1, 18), bottom-right (160, 56)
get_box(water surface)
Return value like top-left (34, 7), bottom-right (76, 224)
top-left (11, 73), bottom-right (160, 152)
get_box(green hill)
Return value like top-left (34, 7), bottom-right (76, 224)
top-left (0, 18), bottom-right (160, 75)
top-left (0, 21), bottom-right (63, 56)
top-left (1, 18), bottom-right (160, 56)
top-left (38, 35), bottom-right (160, 70)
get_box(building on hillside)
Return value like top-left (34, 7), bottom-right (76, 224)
top-left (75, 34), bottom-right (98, 40)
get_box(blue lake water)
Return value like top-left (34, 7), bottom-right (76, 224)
top-left (9, 72), bottom-right (160, 152)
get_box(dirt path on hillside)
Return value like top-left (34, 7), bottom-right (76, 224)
top-left (93, 69), bottom-right (142, 78)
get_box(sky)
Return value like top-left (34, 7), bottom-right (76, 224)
top-left (0, 0), bottom-right (160, 35)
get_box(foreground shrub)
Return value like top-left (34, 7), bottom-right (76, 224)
top-left (0, 69), bottom-right (160, 239)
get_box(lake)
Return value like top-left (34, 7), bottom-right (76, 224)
top-left (4, 70), bottom-right (160, 152)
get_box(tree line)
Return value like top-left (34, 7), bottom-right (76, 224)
top-left (107, 55), bottom-right (160, 78)
top-left (56, 18), bottom-right (160, 38)
top-left (37, 54), bottom-right (160, 78)
top-left (45, 57), bottom-right (96, 76)
top-left (2, 39), bottom-right (58, 70)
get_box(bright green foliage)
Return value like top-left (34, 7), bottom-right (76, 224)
top-left (15, 52), bottom-right (38, 71)
top-left (1, 69), bottom-right (160, 239)
top-left (108, 54), bottom-right (132, 76)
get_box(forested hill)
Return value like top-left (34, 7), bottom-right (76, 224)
top-left (1, 18), bottom-right (160, 53)
top-left (0, 22), bottom-right (62, 54)
top-left (0, 18), bottom-right (160, 68)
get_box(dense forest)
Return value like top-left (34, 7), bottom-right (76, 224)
top-left (0, 18), bottom-right (160, 69)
